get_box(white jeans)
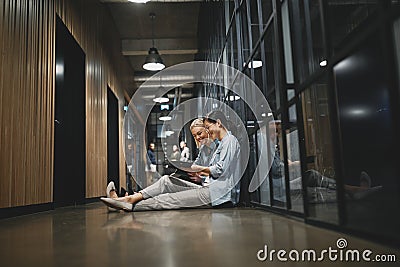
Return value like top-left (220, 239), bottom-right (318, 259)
top-left (135, 175), bottom-right (212, 211)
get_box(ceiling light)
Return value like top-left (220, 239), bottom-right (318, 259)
top-left (227, 95), bottom-right (240, 101)
top-left (261, 112), bottom-right (273, 117)
top-left (152, 78), bottom-right (168, 103)
top-left (165, 130), bottom-right (175, 136)
top-left (158, 111), bottom-right (172, 121)
top-left (143, 13), bottom-right (165, 71)
top-left (128, 0), bottom-right (150, 3)
top-left (159, 116), bottom-right (172, 121)
top-left (143, 48), bottom-right (165, 71)
top-left (319, 60), bottom-right (327, 67)
top-left (153, 97), bottom-right (169, 103)
top-left (246, 60), bottom-right (263, 69)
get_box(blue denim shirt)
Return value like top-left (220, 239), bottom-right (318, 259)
top-left (193, 140), bottom-right (218, 167)
top-left (208, 132), bottom-right (240, 206)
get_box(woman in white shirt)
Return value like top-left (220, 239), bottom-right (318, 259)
top-left (179, 141), bottom-right (190, 162)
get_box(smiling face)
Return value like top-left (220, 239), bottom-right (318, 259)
top-left (190, 126), bottom-right (209, 146)
top-left (203, 120), bottom-right (219, 140)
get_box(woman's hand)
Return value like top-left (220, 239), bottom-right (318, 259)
top-left (188, 173), bottom-right (203, 184)
top-left (189, 170), bottom-right (209, 177)
top-left (200, 138), bottom-right (213, 146)
top-left (191, 164), bottom-right (207, 172)
top-left (191, 165), bottom-right (211, 175)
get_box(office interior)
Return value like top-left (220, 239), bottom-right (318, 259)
top-left (1, 0), bottom-right (400, 265)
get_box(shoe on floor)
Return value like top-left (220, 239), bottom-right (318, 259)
top-left (100, 197), bottom-right (133, 212)
top-left (359, 171), bottom-right (372, 188)
top-left (106, 181), bottom-right (116, 197)
top-left (106, 181), bottom-right (118, 212)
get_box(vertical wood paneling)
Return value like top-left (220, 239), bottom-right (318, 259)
top-left (0, 0), bottom-right (132, 208)
top-left (0, 0), bottom-right (54, 207)
top-left (0, 0), bottom-right (10, 207)
top-left (0, 0), bottom-right (5, 206)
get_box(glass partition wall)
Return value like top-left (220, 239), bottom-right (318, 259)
top-left (199, 0), bottom-right (400, 245)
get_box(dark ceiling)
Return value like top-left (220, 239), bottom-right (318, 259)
top-left (101, 0), bottom-right (202, 95)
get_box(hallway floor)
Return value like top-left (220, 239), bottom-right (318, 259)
top-left (0, 202), bottom-right (398, 267)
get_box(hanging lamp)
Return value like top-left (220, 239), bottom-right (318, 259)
top-left (128, 0), bottom-right (150, 3)
top-left (143, 13), bottom-right (165, 71)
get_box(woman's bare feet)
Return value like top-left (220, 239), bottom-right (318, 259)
top-left (100, 192), bottom-right (144, 211)
top-left (110, 190), bottom-right (118, 198)
top-left (114, 192), bottom-right (144, 205)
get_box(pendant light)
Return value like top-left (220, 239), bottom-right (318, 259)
top-left (143, 12), bottom-right (165, 71)
top-left (128, 0), bottom-right (150, 3)
top-left (153, 76), bottom-right (169, 103)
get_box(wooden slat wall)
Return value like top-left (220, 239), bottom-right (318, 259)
top-left (0, 0), bottom-right (55, 208)
top-left (0, 0), bottom-right (132, 208)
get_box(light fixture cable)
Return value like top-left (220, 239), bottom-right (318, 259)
top-left (150, 12), bottom-right (155, 48)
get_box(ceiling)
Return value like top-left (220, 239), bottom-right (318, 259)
top-left (100, 0), bottom-right (203, 97)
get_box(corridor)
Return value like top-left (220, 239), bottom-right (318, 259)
top-left (0, 203), bottom-right (398, 267)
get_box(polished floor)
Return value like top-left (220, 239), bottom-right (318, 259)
top-left (0, 202), bottom-right (398, 267)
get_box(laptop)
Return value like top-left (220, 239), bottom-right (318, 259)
top-left (169, 161), bottom-right (201, 185)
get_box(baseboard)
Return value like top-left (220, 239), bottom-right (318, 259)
top-left (0, 202), bottom-right (54, 220)
top-left (85, 197), bottom-right (101, 204)
top-left (0, 197), bottom-right (102, 220)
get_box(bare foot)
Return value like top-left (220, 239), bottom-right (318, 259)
top-left (115, 192), bottom-right (144, 204)
top-left (110, 190), bottom-right (118, 199)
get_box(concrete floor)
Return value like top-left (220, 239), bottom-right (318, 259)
top-left (0, 202), bottom-right (398, 267)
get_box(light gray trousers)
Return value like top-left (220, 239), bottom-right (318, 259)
top-left (135, 175), bottom-right (212, 211)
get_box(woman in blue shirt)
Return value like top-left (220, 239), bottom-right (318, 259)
top-left (101, 111), bottom-right (240, 211)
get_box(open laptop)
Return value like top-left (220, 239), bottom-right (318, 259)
top-left (169, 161), bottom-right (201, 185)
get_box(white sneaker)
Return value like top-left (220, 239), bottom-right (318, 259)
top-left (359, 171), bottom-right (372, 188)
top-left (106, 181), bottom-right (118, 212)
top-left (100, 197), bottom-right (133, 212)
top-left (106, 181), bottom-right (116, 197)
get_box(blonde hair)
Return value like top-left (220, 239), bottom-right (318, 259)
top-left (190, 118), bottom-right (205, 148)
top-left (190, 118), bottom-right (204, 130)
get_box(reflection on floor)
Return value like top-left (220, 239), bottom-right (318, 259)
top-left (0, 202), bottom-right (398, 267)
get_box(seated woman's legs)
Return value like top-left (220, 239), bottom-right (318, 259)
top-left (111, 175), bottom-right (201, 205)
top-left (304, 169), bottom-right (336, 189)
top-left (133, 186), bottom-right (211, 211)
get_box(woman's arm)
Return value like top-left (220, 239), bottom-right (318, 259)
top-left (193, 145), bottom-right (204, 166)
top-left (194, 135), bottom-right (239, 179)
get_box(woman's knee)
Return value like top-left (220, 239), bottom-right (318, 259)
top-left (160, 175), bottom-right (170, 181)
top-left (304, 169), bottom-right (321, 186)
top-left (198, 188), bottom-right (211, 204)
top-left (159, 175), bottom-right (172, 185)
